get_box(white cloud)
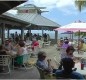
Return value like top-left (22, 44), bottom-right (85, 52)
top-left (56, 0), bottom-right (75, 8)
top-left (28, 0), bottom-right (57, 10)
top-left (28, 0), bottom-right (77, 15)
top-left (7, 0), bottom-right (86, 15)
top-left (33, 0), bottom-right (57, 5)
top-left (28, 0), bottom-right (75, 8)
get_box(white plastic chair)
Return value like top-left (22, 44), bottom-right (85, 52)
top-left (38, 40), bottom-right (43, 48)
top-left (30, 46), bottom-right (40, 58)
top-left (0, 55), bottom-right (11, 76)
top-left (54, 55), bottom-right (60, 66)
top-left (54, 44), bottom-right (60, 51)
top-left (34, 46), bottom-right (40, 54)
top-left (43, 41), bottom-right (51, 47)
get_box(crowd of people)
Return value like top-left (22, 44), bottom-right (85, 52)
top-left (58, 37), bottom-right (86, 51)
top-left (0, 36), bottom-right (40, 71)
top-left (36, 37), bottom-right (85, 79)
top-left (10, 31), bottom-right (50, 44)
top-left (0, 33), bottom-right (85, 79)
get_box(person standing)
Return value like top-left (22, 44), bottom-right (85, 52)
top-left (26, 31), bottom-right (30, 40)
top-left (14, 32), bottom-right (19, 43)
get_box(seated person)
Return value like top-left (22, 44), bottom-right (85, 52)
top-left (0, 45), bottom-right (7, 55)
top-left (36, 51), bottom-right (54, 73)
top-left (16, 41), bottom-right (28, 56)
top-left (82, 43), bottom-right (86, 51)
top-left (55, 58), bottom-right (84, 79)
top-left (78, 40), bottom-right (86, 51)
top-left (61, 40), bottom-right (69, 49)
top-left (59, 46), bottom-right (75, 69)
top-left (4, 40), bottom-right (14, 51)
top-left (68, 40), bottom-right (75, 46)
top-left (31, 38), bottom-right (39, 51)
top-left (61, 45), bottom-right (75, 59)
top-left (14, 41), bottom-right (28, 66)
top-left (58, 39), bottom-right (63, 47)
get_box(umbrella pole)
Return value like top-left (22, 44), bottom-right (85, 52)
top-left (78, 30), bottom-right (80, 54)
top-left (72, 31), bottom-right (73, 41)
top-left (70, 34), bottom-right (71, 40)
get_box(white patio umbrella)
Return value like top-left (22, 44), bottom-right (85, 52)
top-left (54, 22), bottom-right (86, 40)
top-left (54, 22), bottom-right (86, 31)
top-left (54, 21), bottom-right (86, 54)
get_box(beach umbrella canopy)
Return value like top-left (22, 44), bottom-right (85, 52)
top-left (54, 21), bottom-right (86, 31)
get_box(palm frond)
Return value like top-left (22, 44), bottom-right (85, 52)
top-left (75, 0), bottom-right (86, 11)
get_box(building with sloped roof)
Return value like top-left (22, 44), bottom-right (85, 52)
top-left (1, 4), bottom-right (60, 43)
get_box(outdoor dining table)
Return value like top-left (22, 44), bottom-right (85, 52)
top-left (6, 50), bottom-right (17, 56)
top-left (73, 51), bottom-right (86, 59)
top-left (75, 62), bottom-right (86, 77)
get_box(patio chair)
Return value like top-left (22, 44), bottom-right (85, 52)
top-left (38, 40), bottom-right (43, 48)
top-left (43, 41), bottom-right (51, 47)
top-left (35, 64), bottom-right (56, 79)
top-left (0, 55), bottom-right (11, 77)
top-left (54, 44), bottom-right (61, 51)
top-left (31, 46), bottom-right (40, 57)
top-left (54, 55), bottom-right (60, 67)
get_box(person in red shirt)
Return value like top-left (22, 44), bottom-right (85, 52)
top-left (31, 38), bottom-right (39, 51)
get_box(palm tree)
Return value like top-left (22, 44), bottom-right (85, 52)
top-left (75, 0), bottom-right (86, 11)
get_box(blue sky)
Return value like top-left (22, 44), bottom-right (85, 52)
top-left (7, 0), bottom-right (86, 36)
top-left (34, 0), bottom-right (86, 26)
top-left (8, 0), bottom-right (86, 26)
